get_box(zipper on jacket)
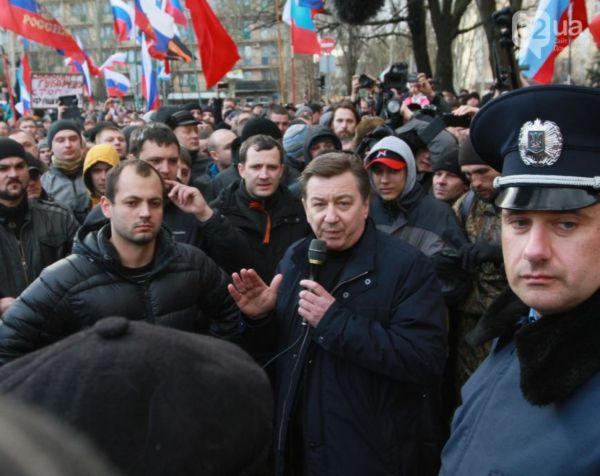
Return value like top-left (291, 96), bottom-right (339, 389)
top-left (17, 225), bottom-right (30, 286)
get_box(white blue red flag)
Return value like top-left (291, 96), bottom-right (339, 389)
top-left (519, 0), bottom-right (588, 83)
top-left (104, 69), bottom-right (131, 97)
top-left (100, 52), bottom-right (128, 71)
top-left (16, 51), bottom-right (32, 115)
top-left (110, 0), bottom-right (134, 42)
top-left (163, 0), bottom-right (186, 26)
top-left (283, 0), bottom-right (322, 55)
top-left (141, 36), bottom-right (160, 111)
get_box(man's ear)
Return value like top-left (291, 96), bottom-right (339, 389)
top-left (237, 163), bottom-right (245, 178)
top-left (99, 196), bottom-right (112, 219)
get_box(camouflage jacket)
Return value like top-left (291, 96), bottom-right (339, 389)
top-left (453, 192), bottom-right (507, 315)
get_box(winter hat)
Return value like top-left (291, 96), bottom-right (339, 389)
top-left (319, 110), bottom-right (333, 126)
top-left (283, 123), bottom-right (310, 159)
top-left (0, 138), bottom-right (26, 162)
top-left (295, 106), bottom-right (313, 118)
top-left (231, 117), bottom-right (282, 165)
top-left (366, 136), bottom-right (417, 197)
top-left (47, 120), bottom-right (81, 147)
top-left (458, 135), bottom-right (486, 166)
top-left (432, 148), bottom-right (469, 184)
top-left (0, 317), bottom-right (273, 476)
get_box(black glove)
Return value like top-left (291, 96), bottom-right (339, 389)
top-left (432, 249), bottom-right (463, 277)
top-left (460, 241), bottom-right (503, 271)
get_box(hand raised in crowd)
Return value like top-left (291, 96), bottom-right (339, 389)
top-left (298, 280), bottom-right (335, 327)
top-left (453, 105), bottom-right (479, 117)
top-left (228, 269), bottom-right (282, 319)
top-left (417, 73), bottom-right (435, 99)
top-left (166, 180), bottom-right (214, 222)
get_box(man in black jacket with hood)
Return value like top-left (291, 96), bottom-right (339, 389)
top-left (368, 135), bottom-right (470, 306)
top-left (0, 160), bottom-right (242, 364)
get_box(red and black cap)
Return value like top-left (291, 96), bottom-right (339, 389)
top-left (365, 148), bottom-right (407, 170)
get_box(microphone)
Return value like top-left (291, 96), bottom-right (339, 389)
top-left (308, 239), bottom-right (327, 282)
top-left (302, 239), bottom-right (327, 326)
top-left (332, 0), bottom-right (385, 25)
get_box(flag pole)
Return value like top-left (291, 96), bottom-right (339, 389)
top-left (567, 2), bottom-right (573, 85)
top-left (275, 0), bottom-right (285, 102)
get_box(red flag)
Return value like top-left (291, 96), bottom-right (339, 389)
top-left (0, 0), bottom-right (85, 62)
top-left (184, 0), bottom-right (240, 89)
top-left (590, 13), bottom-right (600, 47)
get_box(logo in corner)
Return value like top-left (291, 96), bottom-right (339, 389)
top-left (518, 119), bottom-right (563, 167)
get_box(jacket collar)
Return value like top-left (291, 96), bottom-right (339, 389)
top-left (468, 287), bottom-right (600, 405)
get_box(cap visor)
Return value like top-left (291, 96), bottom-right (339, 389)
top-left (366, 158), bottom-right (406, 170)
top-left (496, 187), bottom-right (600, 211)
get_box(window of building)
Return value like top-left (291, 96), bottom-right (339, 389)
top-left (70, 3), bottom-right (88, 21)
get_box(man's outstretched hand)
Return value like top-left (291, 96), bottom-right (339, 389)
top-left (228, 269), bottom-right (282, 319)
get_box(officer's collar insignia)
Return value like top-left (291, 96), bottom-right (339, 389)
top-left (518, 119), bottom-right (563, 167)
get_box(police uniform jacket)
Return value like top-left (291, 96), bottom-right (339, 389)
top-left (440, 288), bottom-right (600, 475)
top-left (0, 224), bottom-right (243, 365)
top-left (257, 220), bottom-right (447, 476)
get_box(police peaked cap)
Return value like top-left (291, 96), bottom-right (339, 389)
top-left (470, 85), bottom-right (600, 211)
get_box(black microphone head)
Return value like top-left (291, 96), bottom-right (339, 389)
top-left (332, 0), bottom-right (385, 25)
top-left (308, 239), bottom-right (327, 266)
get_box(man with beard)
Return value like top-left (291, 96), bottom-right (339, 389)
top-left (0, 159), bottom-right (243, 364)
top-left (0, 139), bottom-right (78, 316)
top-left (328, 100), bottom-right (359, 151)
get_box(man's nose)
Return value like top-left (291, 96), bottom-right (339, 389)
top-left (523, 223), bottom-right (552, 263)
top-left (323, 204), bottom-right (339, 223)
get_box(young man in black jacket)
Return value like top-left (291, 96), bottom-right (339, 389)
top-left (198, 134), bottom-right (310, 283)
top-left (0, 160), bottom-right (242, 365)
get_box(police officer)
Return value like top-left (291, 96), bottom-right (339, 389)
top-left (440, 85), bottom-right (600, 474)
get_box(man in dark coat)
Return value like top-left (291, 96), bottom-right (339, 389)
top-left (0, 139), bottom-right (78, 315)
top-left (199, 134), bottom-right (309, 283)
top-left (0, 159), bottom-right (242, 365)
top-left (229, 153), bottom-right (447, 476)
top-left (440, 85), bottom-right (600, 475)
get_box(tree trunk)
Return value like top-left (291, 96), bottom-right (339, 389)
top-left (406, 0), bottom-right (432, 76)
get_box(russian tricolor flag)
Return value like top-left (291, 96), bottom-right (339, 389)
top-left (104, 69), bottom-right (131, 97)
top-left (141, 36), bottom-right (160, 111)
top-left (136, 0), bottom-right (176, 58)
top-left (283, 0), bottom-right (322, 55)
top-left (100, 52), bottom-right (128, 71)
top-left (110, 0), bottom-right (134, 42)
top-left (519, 0), bottom-right (588, 83)
top-left (164, 0), bottom-right (186, 27)
top-left (16, 51), bottom-right (32, 115)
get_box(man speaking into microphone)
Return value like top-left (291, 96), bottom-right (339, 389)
top-left (229, 153), bottom-right (447, 476)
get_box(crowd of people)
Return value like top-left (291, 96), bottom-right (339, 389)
top-left (0, 75), bottom-right (598, 475)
